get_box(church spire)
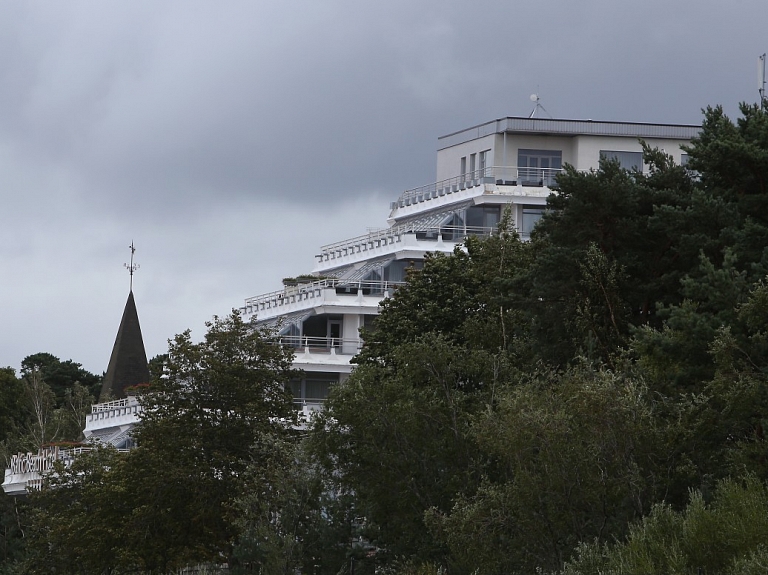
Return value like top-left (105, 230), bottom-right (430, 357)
top-left (99, 244), bottom-right (150, 402)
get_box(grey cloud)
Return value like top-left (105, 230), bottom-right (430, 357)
top-left (1, 0), bottom-right (767, 373)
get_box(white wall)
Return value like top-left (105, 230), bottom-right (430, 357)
top-left (436, 134), bottom-right (495, 182)
top-left (572, 135), bottom-right (688, 170)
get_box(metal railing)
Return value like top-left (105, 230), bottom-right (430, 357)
top-left (393, 165), bottom-right (562, 207)
top-left (91, 398), bottom-right (133, 412)
top-left (315, 224), bottom-right (497, 264)
top-left (276, 336), bottom-right (362, 352)
top-left (242, 278), bottom-right (403, 315)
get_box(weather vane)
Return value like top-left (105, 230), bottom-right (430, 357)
top-left (124, 241), bottom-right (140, 292)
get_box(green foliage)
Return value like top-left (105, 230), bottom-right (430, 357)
top-left (358, 215), bottom-right (532, 366)
top-left (428, 366), bottom-right (677, 575)
top-left (123, 311), bottom-right (296, 571)
top-left (631, 249), bottom-right (752, 393)
top-left (563, 476), bottom-right (768, 575)
top-left (23, 447), bottom-right (130, 574)
top-left (315, 333), bottom-right (495, 563)
top-left (21, 312), bottom-right (297, 574)
top-left (232, 438), bottom-right (357, 575)
top-left (526, 150), bottom-right (699, 365)
top-left (20, 352), bottom-right (101, 405)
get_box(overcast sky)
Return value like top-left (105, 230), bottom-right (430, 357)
top-left (1, 0), bottom-right (766, 375)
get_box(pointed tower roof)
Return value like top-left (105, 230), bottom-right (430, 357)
top-left (99, 290), bottom-right (150, 402)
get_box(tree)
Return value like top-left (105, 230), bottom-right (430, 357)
top-left (563, 476), bottom-right (768, 575)
top-left (121, 311), bottom-right (296, 571)
top-left (20, 353), bottom-right (101, 406)
top-left (23, 447), bottom-right (131, 574)
top-left (314, 333), bottom-right (503, 565)
top-left (524, 149), bottom-right (707, 366)
top-left (232, 437), bottom-right (359, 575)
top-left (427, 365), bottom-right (679, 575)
top-left (357, 211), bottom-right (533, 366)
top-left (21, 369), bottom-right (58, 449)
top-left (23, 311), bottom-right (297, 574)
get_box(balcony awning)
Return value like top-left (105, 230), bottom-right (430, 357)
top-left (396, 201), bottom-right (473, 230)
top-left (254, 310), bottom-right (314, 335)
top-left (340, 257), bottom-right (396, 283)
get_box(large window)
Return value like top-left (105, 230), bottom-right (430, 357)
top-left (600, 150), bottom-right (643, 171)
top-left (517, 149), bottom-right (562, 186)
top-left (289, 372), bottom-right (339, 407)
top-left (302, 314), bottom-right (343, 349)
top-left (521, 205), bottom-right (545, 237)
top-left (466, 205), bottom-right (501, 235)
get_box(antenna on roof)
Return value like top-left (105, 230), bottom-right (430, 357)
top-left (759, 54), bottom-right (767, 110)
top-left (528, 93), bottom-right (552, 119)
top-left (124, 241), bottom-right (139, 292)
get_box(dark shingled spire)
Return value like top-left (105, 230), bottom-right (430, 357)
top-left (99, 290), bottom-right (150, 402)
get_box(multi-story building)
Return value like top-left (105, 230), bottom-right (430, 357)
top-left (2, 115), bottom-right (700, 494)
top-left (240, 116), bottom-right (699, 416)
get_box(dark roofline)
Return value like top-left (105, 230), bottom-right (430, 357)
top-left (437, 116), bottom-right (701, 150)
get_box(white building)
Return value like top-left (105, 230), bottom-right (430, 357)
top-left (1, 116), bottom-right (700, 495)
top-left (240, 116), bottom-right (699, 415)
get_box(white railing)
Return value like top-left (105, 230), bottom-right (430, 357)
top-left (277, 336), bottom-right (362, 352)
top-left (242, 279), bottom-right (403, 315)
top-left (393, 165), bottom-right (563, 208)
top-left (315, 224), bottom-right (497, 264)
top-left (91, 398), bottom-right (132, 413)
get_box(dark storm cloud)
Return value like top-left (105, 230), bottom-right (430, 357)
top-left (1, 0), bottom-right (767, 372)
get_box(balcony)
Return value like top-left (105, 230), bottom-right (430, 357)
top-left (390, 165), bottom-right (562, 212)
top-left (241, 278), bottom-right (402, 319)
top-left (313, 224), bottom-right (496, 271)
top-left (276, 335), bottom-right (362, 354)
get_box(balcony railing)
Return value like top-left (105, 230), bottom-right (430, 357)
top-left (91, 398), bottom-right (133, 413)
top-left (276, 336), bottom-right (362, 353)
top-left (392, 165), bottom-right (562, 208)
top-left (242, 278), bottom-right (403, 316)
top-left (315, 224), bottom-right (497, 265)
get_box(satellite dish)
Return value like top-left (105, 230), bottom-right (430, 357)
top-left (528, 93), bottom-right (551, 118)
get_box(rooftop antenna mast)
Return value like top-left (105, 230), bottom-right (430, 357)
top-left (760, 54), bottom-right (767, 110)
top-left (124, 241), bottom-right (139, 292)
top-left (528, 93), bottom-right (552, 119)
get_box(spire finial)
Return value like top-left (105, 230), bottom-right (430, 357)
top-left (124, 241), bottom-right (139, 292)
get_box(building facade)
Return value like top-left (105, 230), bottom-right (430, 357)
top-left (2, 116), bottom-right (700, 494)
top-left (240, 116), bottom-right (699, 415)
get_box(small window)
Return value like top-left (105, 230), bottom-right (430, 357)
top-left (600, 150), bottom-right (643, 172)
top-left (460, 156), bottom-right (467, 180)
top-left (469, 153), bottom-right (476, 177)
top-left (680, 153), bottom-right (689, 166)
top-left (479, 150), bottom-right (488, 175)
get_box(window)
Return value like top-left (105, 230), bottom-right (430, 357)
top-left (521, 205), bottom-right (545, 237)
top-left (479, 150), bottom-right (488, 176)
top-left (289, 372), bottom-right (339, 407)
top-left (680, 153), bottom-right (689, 166)
top-left (600, 150), bottom-right (643, 172)
top-left (469, 153), bottom-right (476, 178)
top-left (517, 149), bottom-right (562, 186)
top-left (442, 211), bottom-right (465, 241)
top-left (383, 259), bottom-right (421, 283)
top-left (460, 156), bottom-right (467, 181)
top-left (466, 205), bottom-right (501, 235)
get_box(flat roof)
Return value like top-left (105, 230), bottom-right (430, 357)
top-left (437, 116), bottom-right (700, 150)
